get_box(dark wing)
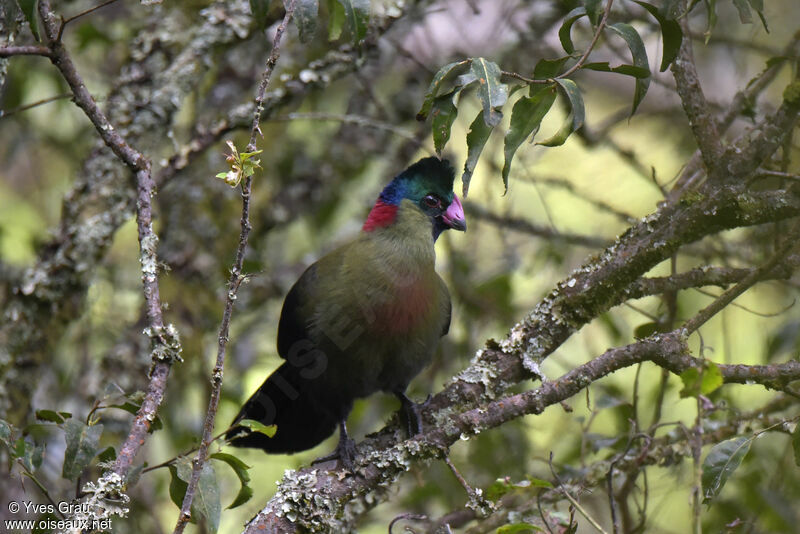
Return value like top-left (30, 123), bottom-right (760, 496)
top-left (276, 263), bottom-right (318, 359)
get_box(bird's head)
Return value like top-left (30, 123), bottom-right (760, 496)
top-left (363, 157), bottom-right (467, 241)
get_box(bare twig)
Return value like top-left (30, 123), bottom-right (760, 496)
top-left (171, 3), bottom-right (297, 532)
top-left (0, 92), bottom-right (72, 118)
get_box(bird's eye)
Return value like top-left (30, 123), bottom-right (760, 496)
top-left (423, 195), bottom-right (441, 208)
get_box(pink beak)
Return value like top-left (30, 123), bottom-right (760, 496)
top-left (442, 194), bottom-right (467, 232)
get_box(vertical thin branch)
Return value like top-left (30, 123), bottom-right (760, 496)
top-left (171, 3), bottom-right (296, 533)
top-left (29, 0), bottom-right (181, 481)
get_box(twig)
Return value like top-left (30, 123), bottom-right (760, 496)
top-left (58, 0), bottom-right (121, 41)
top-left (681, 226), bottom-right (800, 335)
top-left (0, 45), bottom-right (51, 57)
top-left (0, 92), bottom-right (72, 118)
top-left (670, 5), bottom-right (724, 177)
top-left (171, 3), bottom-right (296, 532)
top-left (558, 0), bottom-right (614, 80)
top-left (28, 0), bottom-right (178, 483)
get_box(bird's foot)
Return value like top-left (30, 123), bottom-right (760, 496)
top-left (397, 393), bottom-right (431, 437)
top-left (312, 436), bottom-right (357, 471)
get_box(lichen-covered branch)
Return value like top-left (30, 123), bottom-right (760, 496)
top-left (670, 6), bottom-right (724, 177)
top-left (0, 0), bottom-right (257, 422)
top-left (244, 138), bottom-right (800, 531)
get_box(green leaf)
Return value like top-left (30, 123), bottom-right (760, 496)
top-left (732, 0), bottom-right (752, 23)
top-left (416, 61), bottom-right (469, 121)
top-left (461, 110), bottom-right (494, 197)
top-left (633, 1), bottom-right (682, 71)
top-left (497, 523), bottom-right (544, 533)
top-left (746, 0), bottom-right (768, 31)
top-left (337, 0), bottom-right (369, 43)
top-left (294, 0), bottom-right (319, 42)
top-left (607, 23), bottom-right (651, 114)
top-left (558, 7), bottom-right (586, 55)
top-left (168, 459), bottom-right (221, 531)
top-left (679, 360), bottom-right (723, 398)
top-left (0, 419), bottom-right (13, 445)
top-left (97, 446), bottom-right (116, 463)
top-left (703, 0), bottom-right (718, 41)
top-left (249, 0), bottom-right (271, 29)
top-left (582, 0), bottom-right (602, 26)
top-left (792, 422), bottom-right (800, 467)
top-left (327, 0), bottom-right (345, 40)
top-left (431, 91), bottom-right (458, 155)
top-left (211, 452), bottom-right (254, 509)
top-left (702, 437), bottom-right (752, 503)
top-left (16, 0), bottom-right (40, 41)
top-left (537, 78), bottom-right (584, 147)
top-left (633, 321), bottom-right (660, 339)
top-left (62, 420), bottom-right (103, 481)
top-left (471, 57), bottom-right (508, 127)
top-left (582, 62), bottom-right (651, 78)
top-left (502, 87), bottom-right (557, 188)
top-left (194, 462), bottom-right (221, 532)
top-left (35, 409), bottom-right (71, 425)
top-left (533, 57), bottom-right (569, 81)
top-left (168, 461), bottom-right (189, 510)
top-left (237, 419), bottom-right (277, 437)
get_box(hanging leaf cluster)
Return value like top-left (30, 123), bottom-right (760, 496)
top-left (416, 0), bottom-right (685, 196)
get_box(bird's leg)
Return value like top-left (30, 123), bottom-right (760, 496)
top-left (312, 419), bottom-right (357, 470)
top-left (395, 391), bottom-right (431, 437)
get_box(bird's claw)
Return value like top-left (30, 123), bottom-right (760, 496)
top-left (312, 437), bottom-right (357, 471)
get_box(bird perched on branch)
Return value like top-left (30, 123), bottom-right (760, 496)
top-left (226, 157), bottom-right (466, 468)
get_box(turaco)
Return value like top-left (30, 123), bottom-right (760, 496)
top-left (227, 157), bottom-right (466, 469)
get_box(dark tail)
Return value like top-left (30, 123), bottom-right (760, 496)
top-left (226, 362), bottom-right (338, 453)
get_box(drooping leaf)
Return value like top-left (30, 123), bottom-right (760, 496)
top-left (607, 23), bottom-right (651, 114)
top-left (326, 0), bottom-right (345, 40)
top-left (502, 87), bottom-right (557, 187)
top-left (746, 0), bottom-right (768, 31)
top-left (558, 7), bottom-right (587, 55)
top-left (416, 61), bottom-right (469, 121)
top-left (533, 57), bottom-right (569, 81)
top-left (16, 0), bottom-right (40, 41)
top-left (35, 409), bottom-right (72, 425)
top-left (582, 0), bottom-right (602, 26)
top-left (431, 91), bottom-right (458, 155)
top-left (168, 459), bottom-right (221, 532)
top-left (236, 418), bottom-right (277, 437)
top-left (537, 78), bottom-right (584, 147)
top-left (461, 110), bottom-right (494, 197)
top-left (168, 461), bottom-right (189, 510)
top-left (471, 57), bottom-right (508, 127)
top-left (211, 452), bottom-right (254, 509)
top-left (62, 420), bottom-right (103, 480)
top-left (632, 1), bottom-right (681, 71)
top-left (731, 0), bottom-right (752, 23)
top-left (337, 0), bottom-right (369, 43)
top-left (702, 0), bottom-right (718, 41)
top-left (194, 462), bottom-right (221, 532)
top-left (702, 437), bottom-right (752, 503)
top-left (582, 61), bottom-right (651, 78)
top-left (293, 0), bottom-right (319, 42)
